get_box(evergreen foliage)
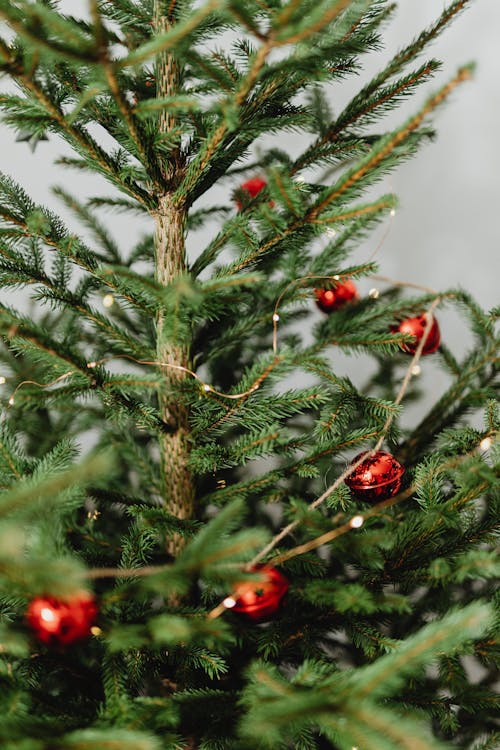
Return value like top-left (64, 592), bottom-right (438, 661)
top-left (0, 1), bottom-right (498, 749)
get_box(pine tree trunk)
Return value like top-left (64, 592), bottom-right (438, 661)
top-left (154, 1), bottom-right (195, 556)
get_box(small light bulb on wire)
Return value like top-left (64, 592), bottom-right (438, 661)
top-left (368, 288), bottom-right (380, 299)
top-left (223, 596), bottom-right (237, 609)
top-left (272, 313), bottom-right (280, 322)
top-left (411, 365), bottom-right (422, 376)
top-left (326, 227), bottom-right (337, 237)
top-left (480, 437), bottom-right (492, 451)
top-left (349, 515), bottom-right (364, 529)
top-left (390, 209), bottom-right (396, 217)
top-left (0, 376), bottom-right (6, 385)
top-left (102, 294), bottom-right (115, 309)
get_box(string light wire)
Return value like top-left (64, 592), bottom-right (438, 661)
top-left (6, 371), bottom-right (75, 407)
top-left (204, 299), bottom-right (443, 618)
top-left (248, 300), bottom-right (441, 566)
top-left (84, 430), bottom-right (495, 587)
top-left (6, 291), bottom-right (442, 572)
top-left (5, 265), bottom-right (472, 615)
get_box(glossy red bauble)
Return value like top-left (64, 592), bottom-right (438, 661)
top-left (227, 566), bottom-right (289, 621)
top-left (345, 450), bottom-right (405, 502)
top-left (394, 314), bottom-right (441, 355)
top-left (314, 279), bottom-right (359, 313)
top-left (27, 591), bottom-right (98, 646)
top-left (236, 177), bottom-right (271, 209)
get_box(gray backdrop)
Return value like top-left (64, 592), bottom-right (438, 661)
top-left (1, 0), bottom-right (498, 427)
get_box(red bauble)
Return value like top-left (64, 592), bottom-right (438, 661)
top-left (393, 314), bottom-right (441, 355)
top-left (314, 279), bottom-right (359, 313)
top-left (27, 591), bottom-right (98, 646)
top-left (227, 566), bottom-right (289, 621)
top-left (236, 177), bottom-right (270, 209)
top-left (345, 450), bottom-right (405, 502)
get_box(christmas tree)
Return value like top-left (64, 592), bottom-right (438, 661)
top-left (0, 1), bottom-right (498, 749)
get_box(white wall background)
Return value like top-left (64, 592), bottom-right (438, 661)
top-left (366, 0), bottom-right (499, 313)
top-left (0, 0), bottom-right (498, 425)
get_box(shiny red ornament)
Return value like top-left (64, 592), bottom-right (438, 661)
top-left (314, 279), bottom-right (359, 313)
top-left (26, 591), bottom-right (98, 646)
top-left (236, 177), bottom-right (271, 209)
top-left (226, 566), bottom-right (289, 621)
top-left (345, 450), bottom-right (405, 502)
top-left (393, 314), bottom-right (441, 355)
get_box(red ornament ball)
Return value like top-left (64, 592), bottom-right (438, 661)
top-left (236, 177), bottom-right (271, 209)
top-left (225, 566), bottom-right (289, 621)
top-left (345, 450), bottom-right (405, 502)
top-left (314, 279), bottom-right (359, 313)
top-left (394, 314), bottom-right (441, 355)
top-left (26, 591), bottom-right (98, 646)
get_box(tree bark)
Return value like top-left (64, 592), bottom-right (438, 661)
top-left (154, 0), bottom-right (195, 556)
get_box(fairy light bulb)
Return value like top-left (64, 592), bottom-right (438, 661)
top-left (102, 294), bottom-right (115, 308)
top-left (390, 209), bottom-right (396, 217)
top-left (368, 288), bottom-right (380, 299)
top-left (480, 437), bottom-right (492, 451)
top-left (411, 364), bottom-right (422, 376)
top-left (272, 313), bottom-right (280, 322)
top-left (8, 396), bottom-right (15, 406)
top-left (326, 227), bottom-right (337, 237)
top-left (0, 376), bottom-right (6, 385)
top-left (223, 596), bottom-right (237, 609)
top-left (349, 515), bottom-right (364, 529)
top-left (202, 384), bottom-right (212, 393)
